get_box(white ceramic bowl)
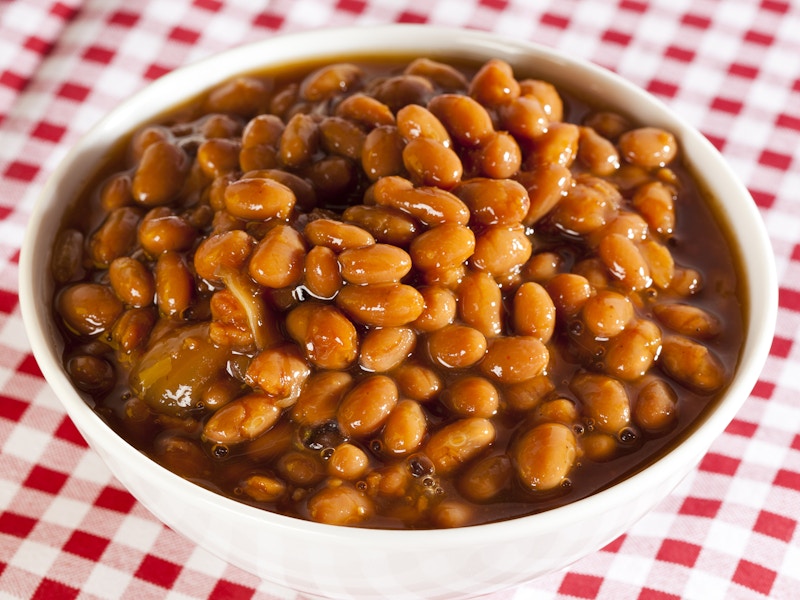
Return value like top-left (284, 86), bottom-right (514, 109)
top-left (20, 25), bottom-right (777, 600)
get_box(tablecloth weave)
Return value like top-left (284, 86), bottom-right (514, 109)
top-left (1, 0), bottom-right (799, 598)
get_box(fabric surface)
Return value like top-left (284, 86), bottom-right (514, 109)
top-left (1, 0), bottom-right (799, 598)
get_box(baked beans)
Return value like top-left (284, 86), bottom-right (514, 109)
top-left (52, 55), bottom-right (743, 529)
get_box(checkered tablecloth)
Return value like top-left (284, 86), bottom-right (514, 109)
top-left (1, 0), bottom-right (799, 598)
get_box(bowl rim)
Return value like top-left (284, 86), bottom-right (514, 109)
top-left (19, 23), bottom-right (778, 546)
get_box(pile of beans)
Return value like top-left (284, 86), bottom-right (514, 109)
top-left (51, 56), bottom-right (743, 528)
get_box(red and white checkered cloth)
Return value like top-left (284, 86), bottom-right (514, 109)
top-left (1, 0), bottom-right (799, 598)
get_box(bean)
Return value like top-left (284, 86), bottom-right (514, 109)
top-left (470, 224), bottom-right (532, 276)
top-left (303, 245), bottom-right (342, 299)
top-left (659, 335), bottom-right (726, 393)
top-left (402, 137), bottom-right (463, 189)
top-left (546, 273), bottom-right (593, 317)
top-left (241, 168), bottom-right (316, 211)
top-left (409, 222), bottom-right (475, 271)
top-left (598, 233), bottom-right (652, 291)
top-left (66, 354), bottom-right (115, 395)
top-left (583, 111), bottom-right (630, 140)
top-left (639, 240), bottom-right (675, 289)
top-left (337, 375), bottom-right (398, 437)
top-left (154, 251), bottom-right (194, 318)
top-left (111, 307), bottom-right (156, 353)
top-left (578, 126), bottom-right (620, 175)
top-left (200, 375), bottom-right (242, 411)
top-left (339, 244), bottom-right (412, 285)
top-left (469, 58), bottom-right (520, 106)
top-left (372, 176), bottom-right (470, 227)
top-left (286, 303), bottom-right (358, 369)
top-left (632, 181), bottom-right (675, 236)
top-left (245, 344), bottom-right (311, 402)
top-left (132, 141), bottom-right (188, 206)
top-left (204, 76), bottom-right (272, 117)
top-left (670, 266), bottom-right (703, 296)
top-left (513, 422), bottom-right (577, 491)
top-left (203, 393), bottom-right (282, 444)
top-left (131, 125), bottom-right (169, 161)
top-left (328, 443), bottom-right (370, 480)
top-left (453, 177), bottom-right (530, 226)
top-left (280, 113), bottom-right (319, 168)
top-left (361, 125), bottom-right (405, 181)
top-left (518, 163), bottom-right (572, 226)
top-left (371, 74), bottom-right (434, 112)
top-left (248, 224), bottom-right (306, 288)
top-left (604, 318), bottom-right (662, 381)
top-left (592, 211), bottom-right (649, 245)
top-left (480, 336), bottom-right (549, 384)
top-left (528, 122), bottom-right (579, 167)
top-left (477, 131), bottom-right (522, 179)
top-left (88, 206), bottom-right (141, 266)
top-left (342, 204), bottom-right (419, 247)
top-left (581, 290), bottom-right (634, 339)
top-left (405, 57), bottom-right (469, 91)
top-left (154, 434), bottom-right (211, 480)
top-left (634, 378), bottom-right (678, 432)
top-left (570, 372), bottom-right (630, 434)
top-left (427, 324), bottom-right (487, 369)
top-left (505, 375), bottom-right (556, 412)
top-left (431, 501), bottom-right (474, 529)
top-left (109, 257), bottom-right (155, 308)
top-left (392, 362), bottom-right (442, 402)
top-left (290, 371), bottom-right (353, 426)
top-left (138, 208), bottom-right (197, 256)
top-left (396, 104), bottom-right (451, 147)
top-left (428, 93), bottom-right (495, 147)
top-left (422, 264), bottom-right (466, 289)
top-left (458, 454), bottom-right (512, 502)
top-left (301, 63), bottom-right (363, 101)
top-left (441, 376), bottom-right (499, 418)
top-left (224, 177), bottom-right (297, 221)
top-left (653, 303), bottom-right (721, 339)
top-left (304, 218), bottom-right (375, 251)
top-left (425, 417), bottom-right (495, 475)
top-left (240, 473), bottom-right (287, 503)
top-left (209, 289), bottom-right (254, 349)
top-left (301, 155), bottom-right (357, 200)
top-left (382, 399), bottom-right (427, 456)
top-left (197, 137), bottom-right (241, 178)
top-left (242, 114), bottom-right (284, 148)
top-left (335, 93), bottom-right (395, 128)
top-left (522, 251), bottom-right (562, 283)
top-left (550, 177), bottom-right (619, 235)
top-left (51, 228), bottom-right (84, 283)
top-left (519, 79), bottom-right (563, 121)
top-left (307, 484), bottom-right (373, 526)
top-left (319, 116), bottom-right (366, 160)
top-left (412, 286), bottom-right (457, 332)
top-left (359, 327), bottom-right (416, 372)
top-left (513, 281), bottom-right (556, 343)
top-left (533, 397), bottom-right (579, 425)
top-left (335, 282), bottom-right (424, 327)
top-left (194, 229), bottom-right (255, 283)
top-left (499, 95), bottom-right (548, 140)
top-left (458, 271), bottom-right (504, 338)
top-left (278, 450), bottom-right (326, 486)
top-left (618, 127), bottom-right (678, 169)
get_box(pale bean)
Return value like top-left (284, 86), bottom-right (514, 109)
top-left (632, 181), bottom-right (675, 236)
top-left (409, 222), bottom-right (476, 271)
top-left (335, 282), bottom-right (425, 327)
top-left (307, 485), bottom-right (373, 526)
top-left (193, 229), bottom-right (255, 283)
top-left (476, 131), bottom-right (522, 179)
top-left (634, 378), bottom-right (678, 432)
top-left (382, 399), bottom-right (427, 456)
top-left (598, 233), bottom-right (652, 291)
top-left (402, 137), bottom-right (463, 189)
top-left (290, 371), bottom-right (353, 426)
top-left (427, 324), bottom-right (487, 369)
top-left (659, 336), bottom-right (726, 393)
top-left (533, 397), bottom-right (579, 425)
top-left (550, 176), bottom-right (620, 235)
top-left (528, 122), bottom-right (579, 167)
top-left (499, 95), bottom-right (548, 140)
top-left (155, 251), bottom-right (194, 318)
top-left (328, 443), bottom-right (370, 480)
top-left (504, 375), bottom-right (556, 412)
top-left (425, 417), bottom-right (495, 475)
top-left (412, 286), bottom-right (457, 332)
top-left (278, 451), bottom-right (326, 486)
top-left (339, 244), bottom-right (412, 285)
top-left (109, 257), bottom-right (155, 308)
top-left (518, 163), bottom-right (572, 226)
top-left (639, 240), bottom-right (675, 289)
top-left (441, 376), bottom-right (499, 418)
top-left (248, 224), bottom-right (306, 288)
top-left (619, 127), bottom-right (678, 169)
top-left (581, 432), bottom-right (619, 462)
top-left (578, 126), bottom-right (620, 175)
top-left (480, 336), bottom-right (549, 384)
top-left (581, 290), bottom-right (634, 339)
top-left (570, 372), bottom-right (630, 434)
top-left (546, 273), bottom-right (593, 317)
top-left (513, 422), bottom-right (577, 491)
top-left (304, 218), bottom-right (375, 251)
top-left (519, 79), bottom-right (564, 121)
top-left (458, 271), bottom-right (504, 338)
top-left (245, 344), bottom-right (311, 402)
top-left (337, 375), bottom-right (398, 437)
top-left (522, 251), bottom-right (562, 283)
top-left (513, 281), bottom-right (556, 343)
top-left (653, 303), bottom-right (722, 339)
top-left (583, 111), bottom-right (630, 140)
top-left (202, 393), bottom-right (282, 444)
top-left (604, 319), bottom-right (662, 381)
top-left (359, 327), bottom-right (416, 372)
top-left (239, 473), bottom-right (287, 503)
top-left (303, 245), bottom-right (342, 299)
